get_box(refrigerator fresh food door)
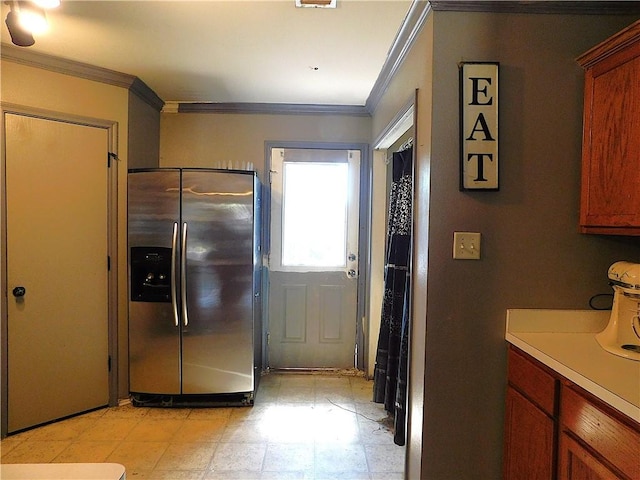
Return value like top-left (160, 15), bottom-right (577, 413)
top-left (181, 170), bottom-right (255, 394)
top-left (128, 169), bottom-right (182, 394)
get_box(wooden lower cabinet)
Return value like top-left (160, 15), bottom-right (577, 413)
top-left (560, 385), bottom-right (640, 480)
top-left (504, 386), bottom-right (556, 479)
top-left (504, 346), bottom-right (640, 480)
top-left (504, 346), bottom-right (558, 480)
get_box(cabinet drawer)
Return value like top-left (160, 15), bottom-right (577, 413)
top-left (561, 384), bottom-right (640, 480)
top-left (507, 347), bottom-right (558, 416)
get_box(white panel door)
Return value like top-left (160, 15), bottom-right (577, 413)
top-left (268, 148), bottom-right (360, 368)
top-left (5, 113), bottom-right (110, 432)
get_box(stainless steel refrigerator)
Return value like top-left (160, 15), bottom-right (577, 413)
top-left (127, 168), bottom-right (260, 405)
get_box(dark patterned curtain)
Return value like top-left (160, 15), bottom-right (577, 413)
top-left (372, 145), bottom-right (413, 447)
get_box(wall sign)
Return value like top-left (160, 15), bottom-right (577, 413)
top-left (459, 62), bottom-right (499, 191)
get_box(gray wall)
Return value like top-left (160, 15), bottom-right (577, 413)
top-left (418, 12), bottom-right (640, 479)
top-left (128, 91), bottom-right (161, 169)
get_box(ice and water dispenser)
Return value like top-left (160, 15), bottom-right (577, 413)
top-left (130, 247), bottom-right (172, 303)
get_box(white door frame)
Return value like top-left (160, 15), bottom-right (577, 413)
top-left (370, 99), bottom-right (416, 377)
top-left (263, 141), bottom-right (371, 371)
top-left (0, 103), bottom-right (119, 437)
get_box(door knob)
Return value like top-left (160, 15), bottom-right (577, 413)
top-left (12, 286), bottom-right (26, 298)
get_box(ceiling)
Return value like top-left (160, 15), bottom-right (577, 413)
top-left (0, 0), bottom-right (413, 107)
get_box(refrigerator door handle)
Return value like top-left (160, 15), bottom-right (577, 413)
top-left (171, 222), bottom-right (179, 327)
top-left (181, 222), bottom-right (189, 326)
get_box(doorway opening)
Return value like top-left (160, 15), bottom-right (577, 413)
top-left (264, 143), bottom-right (369, 372)
top-left (370, 98), bottom-right (415, 457)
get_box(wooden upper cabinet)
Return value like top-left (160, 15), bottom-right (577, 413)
top-left (577, 20), bottom-right (640, 235)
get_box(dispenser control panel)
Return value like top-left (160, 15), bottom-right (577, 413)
top-left (130, 246), bottom-right (172, 302)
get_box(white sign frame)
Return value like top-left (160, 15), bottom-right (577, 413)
top-left (460, 62), bottom-right (499, 191)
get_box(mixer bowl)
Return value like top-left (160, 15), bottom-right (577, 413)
top-left (596, 262), bottom-right (640, 362)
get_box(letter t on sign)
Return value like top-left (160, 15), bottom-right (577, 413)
top-left (459, 62), bottom-right (499, 190)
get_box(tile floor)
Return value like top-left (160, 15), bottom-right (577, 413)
top-left (1, 373), bottom-right (405, 479)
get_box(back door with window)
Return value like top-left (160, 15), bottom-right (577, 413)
top-left (268, 147), bottom-right (360, 368)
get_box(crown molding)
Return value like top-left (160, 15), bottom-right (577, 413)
top-left (0, 43), bottom-right (134, 88)
top-left (129, 77), bottom-right (165, 112)
top-left (577, 18), bottom-right (640, 68)
top-left (176, 102), bottom-right (370, 116)
top-left (365, 0), bottom-right (640, 114)
top-left (7, 1), bottom-right (633, 117)
top-left (365, 0), bottom-right (431, 114)
top-left (1, 43), bottom-right (164, 112)
top-left (429, 1), bottom-right (640, 14)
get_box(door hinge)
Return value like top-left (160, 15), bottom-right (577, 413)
top-left (354, 343), bottom-right (358, 369)
top-left (108, 355), bottom-right (112, 372)
top-left (107, 255), bottom-right (111, 271)
top-left (267, 332), bottom-right (270, 345)
top-left (108, 152), bottom-right (119, 167)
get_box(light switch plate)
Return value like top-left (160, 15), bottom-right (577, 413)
top-left (453, 232), bottom-right (481, 260)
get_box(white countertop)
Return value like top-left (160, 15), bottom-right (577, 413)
top-left (506, 309), bottom-right (640, 423)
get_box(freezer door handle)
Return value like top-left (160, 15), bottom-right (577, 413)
top-left (181, 222), bottom-right (189, 327)
top-left (171, 222), bottom-right (179, 327)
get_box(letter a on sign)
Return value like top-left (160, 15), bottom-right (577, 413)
top-left (459, 62), bottom-right (499, 190)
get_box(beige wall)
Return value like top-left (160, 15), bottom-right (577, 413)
top-left (1, 60), bottom-right (131, 400)
top-left (373, 12), bottom-right (640, 479)
top-left (160, 112), bottom-right (371, 177)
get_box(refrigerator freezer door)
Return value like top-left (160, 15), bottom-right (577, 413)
top-left (128, 169), bottom-right (182, 394)
top-left (181, 170), bottom-right (255, 394)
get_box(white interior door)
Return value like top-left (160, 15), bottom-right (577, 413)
top-left (268, 147), bottom-right (360, 368)
top-left (5, 113), bottom-right (110, 433)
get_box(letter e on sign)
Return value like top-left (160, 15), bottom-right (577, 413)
top-left (459, 62), bottom-right (499, 190)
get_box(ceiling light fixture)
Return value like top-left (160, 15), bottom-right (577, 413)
top-left (32, 0), bottom-right (59, 8)
top-left (5, 9), bottom-right (34, 46)
top-left (17, 2), bottom-right (48, 33)
top-left (4, 0), bottom-right (59, 47)
top-left (295, 0), bottom-right (336, 8)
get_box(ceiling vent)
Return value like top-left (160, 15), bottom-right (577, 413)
top-left (295, 0), bottom-right (337, 8)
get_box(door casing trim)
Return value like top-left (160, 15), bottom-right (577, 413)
top-left (262, 141), bottom-right (371, 372)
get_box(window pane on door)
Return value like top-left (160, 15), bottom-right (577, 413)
top-left (282, 162), bottom-right (348, 267)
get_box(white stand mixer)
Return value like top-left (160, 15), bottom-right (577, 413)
top-left (596, 261), bottom-right (640, 361)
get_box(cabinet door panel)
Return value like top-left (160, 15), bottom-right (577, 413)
top-left (559, 432), bottom-right (622, 480)
top-left (504, 387), bottom-right (555, 480)
top-left (579, 20), bottom-right (640, 235)
top-left (581, 53), bottom-right (640, 226)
